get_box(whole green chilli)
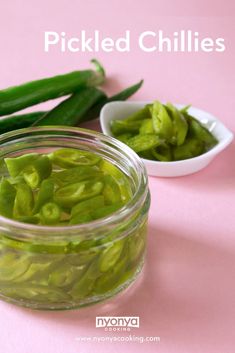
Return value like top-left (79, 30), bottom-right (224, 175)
top-left (33, 87), bottom-right (106, 126)
top-left (0, 59), bottom-right (105, 116)
top-left (0, 112), bottom-right (46, 134)
top-left (0, 80), bottom-right (143, 134)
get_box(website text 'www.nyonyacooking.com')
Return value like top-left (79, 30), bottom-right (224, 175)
top-left (75, 335), bottom-right (160, 344)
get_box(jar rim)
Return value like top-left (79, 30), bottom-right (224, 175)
top-left (0, 126), bottom-right (149, 241)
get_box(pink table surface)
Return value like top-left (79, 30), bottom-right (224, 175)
top-left (0, 1), bottom-right (235, 352)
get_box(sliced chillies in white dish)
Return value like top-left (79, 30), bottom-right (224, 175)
top-left (100, 101), bottom-right (234, 177)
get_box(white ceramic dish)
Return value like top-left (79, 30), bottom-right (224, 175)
top-left (100, 101), bottom-right (234, 177)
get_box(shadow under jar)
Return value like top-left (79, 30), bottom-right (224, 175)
top-left (0, 127), bottom-right (150, 310)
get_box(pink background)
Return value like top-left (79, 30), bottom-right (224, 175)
top-left (0, 1), bottom-right (235, 352)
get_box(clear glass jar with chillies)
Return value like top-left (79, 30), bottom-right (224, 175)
top-left (0, 127), bottom-right (150, 310)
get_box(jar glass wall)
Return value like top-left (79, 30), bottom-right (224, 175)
top-left (0, 127), bottom-right (150, 310)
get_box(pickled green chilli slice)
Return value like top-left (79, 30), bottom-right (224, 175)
top-left (0, 147), bottom-right (148, 309)
top-left (40, 202), bottom-right (61, 225)
top-left (50, 148), bottom-right (101, 168)
top-left (55, 180), bottom-right (104, 208)
top-left (0, 148), bottom-right (132, 225)
top-left (110, 100), bottom-right (218, 161)
top-left (14, 182), bottom-right (34, 217)
top-left (0, 179), bottom-right (16, 218)
top-left (0, 220), bottom-right (147, 308)
top-left (22, 155), bottom-right (52, 189)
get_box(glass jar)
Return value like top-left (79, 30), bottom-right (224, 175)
top-left (0, 127), bottom-right (150, 310)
